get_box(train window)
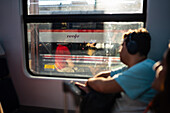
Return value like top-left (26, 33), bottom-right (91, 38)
top-left (23, 0), bottom-right (146, 78)
top-left (27, 0), bottom-right (143, 15)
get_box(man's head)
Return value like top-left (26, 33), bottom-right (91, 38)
top-left (119, 28), bottom-right (151, 65)
top-left (123, 28), bottom-right (151, 56)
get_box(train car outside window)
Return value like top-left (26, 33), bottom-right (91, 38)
top-left (23, 0), bottom-right (146, 78)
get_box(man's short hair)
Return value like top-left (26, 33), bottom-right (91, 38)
top-left (123, 28), bottom-right (151, 56)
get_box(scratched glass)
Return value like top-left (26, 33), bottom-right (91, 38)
top-left (27, 0), bottom-right (143, 15)
top-left (27, 22), bottom-right (143, 77)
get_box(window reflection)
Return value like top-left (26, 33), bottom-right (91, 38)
top-left (27, 22), bottom-right (143, 77)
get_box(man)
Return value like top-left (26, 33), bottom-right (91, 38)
top-left (76, 28), bottom-right (157, 113)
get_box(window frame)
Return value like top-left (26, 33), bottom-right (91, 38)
top-left (22, 0), bottom-right (147, 78)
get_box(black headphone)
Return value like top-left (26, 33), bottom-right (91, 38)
top-left (126, 33), bottom-right (138, 54)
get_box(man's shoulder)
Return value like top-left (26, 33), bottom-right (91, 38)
top-left (142, 59), bottom-right (155, 65)
top-left (122, 59), bottom-right (155, 77)
top-left (132, 59), bottom-right (155, 70)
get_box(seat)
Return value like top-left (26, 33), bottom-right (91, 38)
top-left (0, 57), bottom-right (56, 113)
top-left (0, 77), bottom-right (20, 113)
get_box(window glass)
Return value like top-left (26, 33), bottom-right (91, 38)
top-left (27, 22), bottom-right (143, 77)
top-left (28, 0), bottom-right (143, 15)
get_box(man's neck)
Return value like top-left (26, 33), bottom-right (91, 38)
top-left (128, 54), bottom-right (147, 68)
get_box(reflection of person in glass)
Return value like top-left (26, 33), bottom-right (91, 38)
top-left (85, 40), bottom-right (101, 75)
top-left (86, 40), bottom-right (97, 56)
top-left (55, 43), bottom-right (75, 72)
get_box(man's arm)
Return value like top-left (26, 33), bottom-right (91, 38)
top-left (74, 71), bottom-right (111, 93)
top-left (93, 71), bottom-right (111, 78)
top-left (87, 77), bottom-right (123, 94)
